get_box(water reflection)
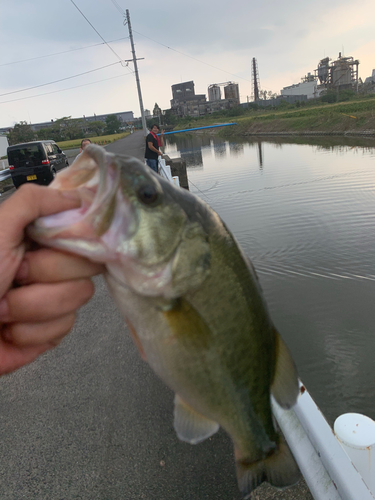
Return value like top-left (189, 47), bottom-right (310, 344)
top-left (228, 142), bottom-right (244, 158)
top-left (257, 141), bottom-right (263, 168)
top-left (164, 134), bottom-right (375, 424)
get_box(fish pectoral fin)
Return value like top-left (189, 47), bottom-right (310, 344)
top-left (124, 317), bottom-right (146, 361)
top-left (235, 435), bottom-right (301, 497)
top-left (271, 329), bottom-right (299, 409)
top-left (173, 395), bottom-right (219, 445)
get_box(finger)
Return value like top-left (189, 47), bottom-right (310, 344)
top-left (2, 313), bottom-right (76, 347)
top-left (0, 338), bottom-right (53, 376)
top-left (0, 184), bottom-right (81, 248)
top-left (15, 248), bottom-right (105, 284)
top-left (0, 279), bottom-right (94, 323)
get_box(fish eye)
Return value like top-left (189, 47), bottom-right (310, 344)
top-left (137, 184), bottom-right (160, 206)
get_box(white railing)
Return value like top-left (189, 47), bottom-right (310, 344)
top-left (272, 383), bottom-right (375, 499)
top-left (158, 157), bottom-right (180, 187)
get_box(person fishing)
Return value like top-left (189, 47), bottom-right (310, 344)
top-left (144, 124), bottom-right (164, 173)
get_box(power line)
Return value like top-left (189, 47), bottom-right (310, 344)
top-left (69, 0), bottom-right (123, 62)
top-left (0, 73), bottom-right (133, 105)
top-left (0, 62), bottom-right (121, 97)
top-left (133, 30), bottom-right (251, 83)
top-left (110, 0), bottom-right (125, 15)
top-left (0, 38), bottom-right (129, 68)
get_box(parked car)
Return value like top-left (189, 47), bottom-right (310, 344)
top-left (7, 140), bottom-right (69, 189)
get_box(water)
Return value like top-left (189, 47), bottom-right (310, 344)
top-left (164, 134), bottom-right (375, 425)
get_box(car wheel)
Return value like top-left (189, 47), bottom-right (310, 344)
top-left (66, 160), bottom-right (69, 167)
top-left (52, 168), bottom-right (57, 178)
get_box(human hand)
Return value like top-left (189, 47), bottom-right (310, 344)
top-left (0, 184), bottom-right (104, 375)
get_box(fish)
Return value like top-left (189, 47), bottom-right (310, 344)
top-left (28, 144), bottom-right (301, 497)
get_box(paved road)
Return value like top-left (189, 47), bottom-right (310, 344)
top-left (0, 132), bottom-right (312, 500)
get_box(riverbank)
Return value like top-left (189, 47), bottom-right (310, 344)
top-left (221, 98), bottom-right (375, 138)
top-left (171, 96), bottom-right (375, 138)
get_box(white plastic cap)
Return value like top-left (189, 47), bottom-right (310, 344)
top-left (334, 413), bottom-right (375, 449)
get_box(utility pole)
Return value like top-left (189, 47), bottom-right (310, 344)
top-left (125, 10), bottom-right (147, 137)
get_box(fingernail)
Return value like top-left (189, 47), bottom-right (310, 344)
top-left (0, 298), bottom-right (9, 320)
top-left (15, 260), bottom-right (29, 283)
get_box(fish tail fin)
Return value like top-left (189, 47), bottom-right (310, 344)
top-left (235, 437), bottom-right (300, 498)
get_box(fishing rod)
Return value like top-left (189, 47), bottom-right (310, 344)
top-left (159, 122), bottom-right (237, 136)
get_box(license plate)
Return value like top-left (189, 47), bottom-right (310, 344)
top-left (27, 175), bottom-right (37, 181)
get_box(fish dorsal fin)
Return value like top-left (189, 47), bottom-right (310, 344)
top-left (271, 329), bottom-right (299, 409)
top-left (173, 395), bottom-right (219, 444)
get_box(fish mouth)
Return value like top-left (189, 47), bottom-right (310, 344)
top-left (28, 145), bottom-right (132, 262)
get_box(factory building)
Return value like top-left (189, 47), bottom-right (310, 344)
top-left (28, 111), bottom-right (134, 132)
top-left (208, 84), bottom-right (221, 101)
top-left (281, 77), bottom-right (321, 100)
top-left (170, 81), bottom-right (207, 117)
top-left (224, 82), bottom-right (240, 102)
top-left (364, 69), bottom-right (375, 85)
top-left (315, 53), bottom-right (359, 90)
top-left (170, 80), bottom-right (240, 117)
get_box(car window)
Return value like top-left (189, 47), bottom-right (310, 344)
top-left (46, 144), bottom-right (54, 155)
top-left (8, 144), bottom-right (44, 168)
top-left (52, 144), bottom-right (60, 154)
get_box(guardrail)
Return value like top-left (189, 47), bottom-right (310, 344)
top-left (0, 168), bottom-right (10, 181)
top-left (273, 384), bottom-right (375, 499)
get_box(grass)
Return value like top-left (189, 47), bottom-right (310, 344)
top-left (168, 95), bottom-right (375, 137)
top-left (218, 97), bottom-right (375, 136)
top-left (57, 131), bottom-right (130, 150)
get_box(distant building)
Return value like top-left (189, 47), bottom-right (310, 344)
top-left (145, 109), bottom-right (152, 118)
top-left (364, 69), bottom-right (375, 85)
top-left (208, 84), bottom-right (221, 101)
top-left (170, 81), bottom-right (207, 117)
top-left (0, 111), bottom-right (135, 134)
top-left (281, 80), bottom-right (321, 100)
top-left (241, 94), bottom-right (308, 109)
top-left (79, 111), bottom-right (134, 126)
top-left (315, 54), bottom-right (359, 90)
top-left (208, 82), bottom-right (240, 105)
top-left (0, 135), bottom-right (9, 157)
top-left (224, 82), bottom-right (240, 102)
top-left (170, 80), bottom-right (240, 117)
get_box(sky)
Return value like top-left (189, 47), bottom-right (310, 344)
top-left (1, 0), bottom-right (375, 128)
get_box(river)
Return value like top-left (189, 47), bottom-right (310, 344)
top-left (164, 133), bottom-right (375, 425)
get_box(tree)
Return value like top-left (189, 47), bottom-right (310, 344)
top-left (320, 90), bottom-right (337, 103)
top-left (7, 121), bottom-right (35, 145)
top-left (36, 127), bottom-right (54, 140)
top-left (87, 120), bottom-right (105, 136)
top-left (105, 115), bottom-right (121, 135)
top-left (163, 109), bottom-right (178, 127)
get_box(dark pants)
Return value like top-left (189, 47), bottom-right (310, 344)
top-left (146, 158), bottom-right (158, 173)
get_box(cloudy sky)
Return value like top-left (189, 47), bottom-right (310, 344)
top-left (1, 0), bottom-right (374, 128)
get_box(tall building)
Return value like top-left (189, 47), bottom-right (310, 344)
top-left (170, 81), bottom-right (207, 117)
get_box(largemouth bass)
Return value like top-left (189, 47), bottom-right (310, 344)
top-left (29, 144), bottom-right (300, 497)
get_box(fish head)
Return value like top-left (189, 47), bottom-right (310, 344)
top-left (29, 144), bottom-right (211, 298)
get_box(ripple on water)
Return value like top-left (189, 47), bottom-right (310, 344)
top-left (165, 138), bottom-right (375, 419)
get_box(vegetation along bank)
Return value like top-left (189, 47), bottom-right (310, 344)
top-left (171, 94), bottom-right (375, 138)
